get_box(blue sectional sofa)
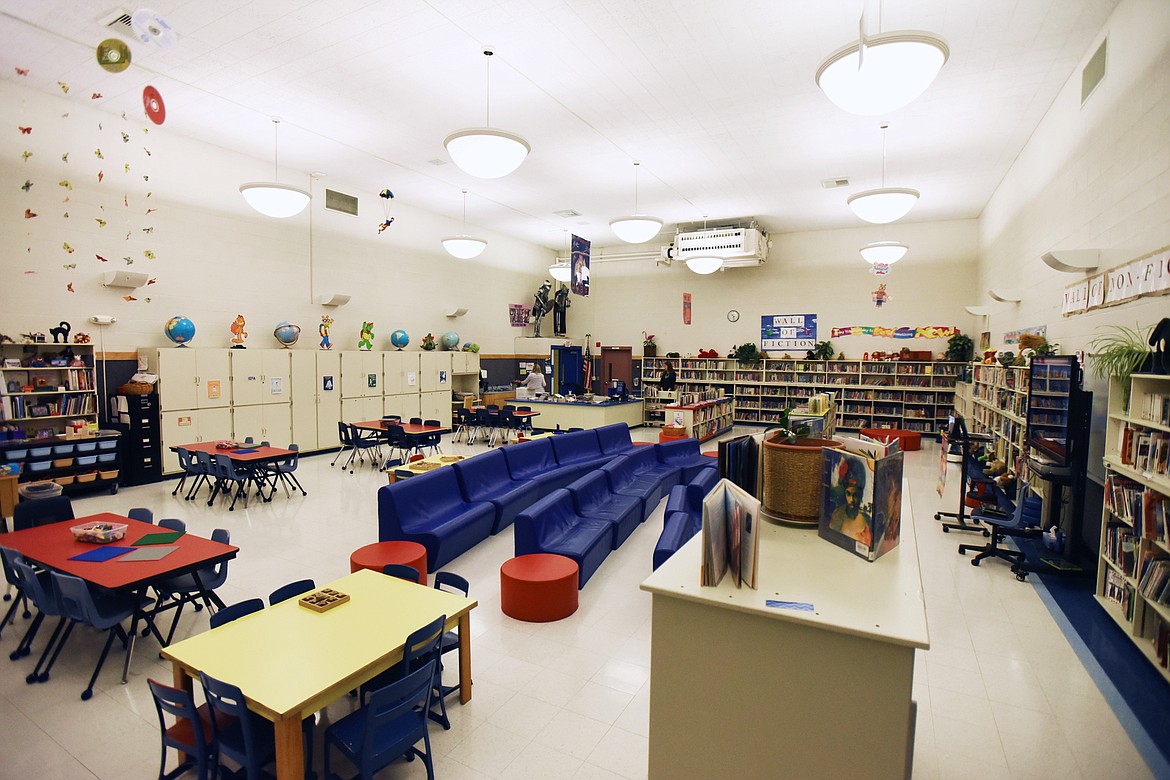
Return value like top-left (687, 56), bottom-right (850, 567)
top-left (551, 430), bottom-right (613, 472)
top-left (451, 449), bottom-right (544, 534)
top-left (600, 446), bottom-right (683, 521)
top-left (376, 466), bottom-right (496, 571)
top-left (656, 437), bottom-right (717, 482)
top-left (565, 470), bottom-right (643, 550)
top-left (514, 489), bottom-right (612, 588)
top-left (501, 437), bottom-right (586, 492)
top-left (595, 423), bottom-right (638, 457)
top-left (654, 467), bottom-right (720, 570)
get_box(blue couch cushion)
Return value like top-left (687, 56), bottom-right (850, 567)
top-left (655, 437), bottom-right (718, 482)
top-left (653, 510), bottom-right (701, 570)
top-left (566, 471), bottom-right (642, 549)
top-left (514, 489), bottom-right (612, 588)
top-left (595, 423), bottom-right (636, 456)
top-left (377, 468), bottom-right (495, 570)
top-left (452, 449), bottom-right (544, 534)
top-left (502, 438), bottom-right (581, 491)
top-left (551, 430), bottom-right (611, 471)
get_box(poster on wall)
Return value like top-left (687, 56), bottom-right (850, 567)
top-left (509, 304), bottom-right (531, 328)
top-left (1062, 244), bottom-right (1170, 316)
top-left (571, 234), bottom-right (590, 297)
top-left (761, 314), bottom-right (817, 351)
top-left (1003, 325), bottom-right (1047, 344)
top-left (830, 325), bottom-right (957, 339)
top-left (683, 293), bottom-right (692, 325)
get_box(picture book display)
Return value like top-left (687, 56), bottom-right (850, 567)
top-left (819, 435), bottom-right (904, 562)
top-left (700, 478), bottom-right (762, 588)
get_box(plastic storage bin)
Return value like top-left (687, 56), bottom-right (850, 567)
top-left (98, 469), bottom-right (119, 481)
top-left (97, 438), bottom-right (118, 451)
top-left (74, 441), bottom-right (97, 453)
top-left (30, 446), bottom-right (53, 458)
top-left (28, 461), bottom-right (51, 473)
top-left (70, 521), bottom-right (127, 544)
top-left (52, 458), bottom-right (74, 468)
top-left (5, 448), bottom-right (28, 460)
top-left (18, 481), bottom-right (62, 500)
top-left (54, 475), bottom-right (75, 486)
top-left (52, 444), bottom-right (73, 455)
top-left (98, 453), bottom-right (116, 463)
top-left (77, 455), bottom-right (98, 466)
top-left (76, 471), bottom-right (98, 483)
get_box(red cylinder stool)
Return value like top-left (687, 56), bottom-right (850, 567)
top-left (500, 554), bottom-right (579, 622)
top-left (349, 541), bottom-right (428, 584)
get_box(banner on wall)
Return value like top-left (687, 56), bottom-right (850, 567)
top-left (830, 326), bottom-right (958, 339)
top-left (571, 234), bottom-right (590, 297)
top-left (1062, 244), bottom-right (1170, 316)
top-left (1003, 325), bottom-right (1047, 344)
top-left (683, 293), bottom-right (692, 325)
top-left (508, 304), bottom-right (531, 328)
top-left (761, 314), bottom-right (817, 350)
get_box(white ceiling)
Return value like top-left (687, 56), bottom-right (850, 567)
top-left (0, 0), bottom-right (1120, 251)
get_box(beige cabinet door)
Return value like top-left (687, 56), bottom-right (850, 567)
top-left (419, 352), bottom-right (452, 392)
top-left (316, 351), bottom-right (342, 449)
top-left (384, 392), bottom-right (421, 421)
top-left (194, 349), bottom-right (231, 409)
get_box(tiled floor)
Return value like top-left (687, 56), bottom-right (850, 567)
top-left (0, 429), bottom-right (1155, 779)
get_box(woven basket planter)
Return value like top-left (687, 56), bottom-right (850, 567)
top-left (761, 433), bottom-right (842, 525)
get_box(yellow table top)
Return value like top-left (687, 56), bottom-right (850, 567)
top-left (161, 569), bottom-right (476, 721)
top-left (393, 454), bottom-right (465, 478)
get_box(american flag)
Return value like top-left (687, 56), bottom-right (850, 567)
top-left (582, 335), bottom-right (592, 393)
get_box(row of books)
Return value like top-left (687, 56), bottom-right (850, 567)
top-left (1138, 557), bottom-right (1170, 605)
top-left (1116, 425), bottom-right (1170, 477)
top-left (1150, 612), bottom-right (1170, 670)
top-left (1105, 473), bottom-right (1169, 545)
top-left (1, 393), bottom-right (96, 421)
top-left (1103, 569), bottom-right (1135, 620)
top-left (1138, 392), bottom-right (1170, 428)
top-left (1103, 524), bottom-right (1138, 577)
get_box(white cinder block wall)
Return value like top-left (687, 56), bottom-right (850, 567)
top-left (977, 0), bottom-right (1170, 476)
top-left (0, 81), bottom-right (561, 354)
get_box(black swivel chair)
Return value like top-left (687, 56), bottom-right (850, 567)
top-left (959, 484), bottom-right (1044, 580)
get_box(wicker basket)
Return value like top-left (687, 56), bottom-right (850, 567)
top-left (117, 381), bottom-right (154, 396)
top-left (761, 433), bottom-right (843, 525)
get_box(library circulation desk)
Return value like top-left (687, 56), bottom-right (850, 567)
top-left (640, 483), bottom-right (929, 779)
top-left (521, 397), bottom-right (642, 431)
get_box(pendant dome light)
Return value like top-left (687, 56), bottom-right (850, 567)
top-left (815, 1), bottom-right (949, 116)
top-left (860, 241), bottom-right (908, 264)
top-left (444, 47), bottom-right (530, 179)
top-left (549, 230), bottom-right (572, 281)
top-left (442, 189), bottom-right (487, 259)
top-left (848, 124), bottom-right (919, 224)
top-left (239, 118), bottom-right (311, 218)
top-left (610, 161), bottom-right (663, 244)
top-left (684, 215), bottom-right (724, 274)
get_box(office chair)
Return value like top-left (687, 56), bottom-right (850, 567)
top-left (958, 484), bottom-right (1044, 580)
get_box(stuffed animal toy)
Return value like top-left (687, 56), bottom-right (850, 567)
top-left (983, 459), bottom-right (1007, 478)
top-left (995, 471), bottom-right (1016, 492)
top-left (1150, 317), bottom-right (1170, 375)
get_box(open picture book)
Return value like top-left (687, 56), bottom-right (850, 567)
top-left (818, 434), bottom-right (904, 562)
top-left (700, 478), bottom-right (762, 589)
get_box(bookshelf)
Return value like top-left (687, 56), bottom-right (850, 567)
top-left (641, 357), bottom-right (962, 434)
top-left (1097, 373), bottom-right (1170, 683)
top-left (662, 396), bottom-right (734, 442)
top-left (968, 363), bottom-right (1030, 472)
top-left (0, 343), bottom-right (99, 437)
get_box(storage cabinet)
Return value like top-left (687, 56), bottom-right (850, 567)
top-left (419, 352), bottom-right (451, 393)
top-left (384, 352), bottom-right (419, 396)
top-left (160, 407), bottom-right (232, 473)
top-left (0, 343), bottom-right (98, 438)
top-left (145, 348), bottom-right (230, 411)
top-left (340, 351), bottom-right (382, 398)
top-left (230, 349), bottom-right (291, 407)
top-left (232, 402), bottom-right (292, 447)
top-left (420, 391), bottom-right (449, 423)
top-left (0, 431), bottom-right (122, 495)
top-left (114, 393), bottom-right (162, 486)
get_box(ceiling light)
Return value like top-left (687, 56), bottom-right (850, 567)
top-left (860, 242), bottom-right (908, 264)
top-left (816, 29), bottom-right (949, 116)
top-left (549, 261), bottom-right (571, 282)
top-left (686, 256), bottom-right (724, 275)
top-left (444, 48), bottom-right (530, 179)
top-left (848, 124), bottom-right (918, 223)
top-left (240, 118), bottom-right (310, 218)
top-left (442, 189), bottom-right (487, 259)
top-left (610, 161), bottom-right (663, 243)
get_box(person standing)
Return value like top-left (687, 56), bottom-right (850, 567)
top-left (519, 363), bottom-right (547, 396)
top-left (659, 362), bottom-right (678, 391)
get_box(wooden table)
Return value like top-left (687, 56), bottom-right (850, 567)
top-left (390, 454), bottom-right (465, 481)
top-left (172, 442), bottom-right (295, 503)
top-left (162, 568), bottom-right (477, 780)
top-left (1, 512), bottom-right (238, 682)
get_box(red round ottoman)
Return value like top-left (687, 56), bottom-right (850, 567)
top-left (350, 541), bottom-right (428, 584)
top-left (500, 554), bottom-right (579, 622)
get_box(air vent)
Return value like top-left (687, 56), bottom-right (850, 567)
top-left (554, 209), bottom-right (582, 218)
top-left (821, 177), bottom-right (850, 189)
top-left (1081, 37), bottom-right (1107, 105)
top-left (427, 158), bottom-right (447, 166)
top-left (98, 9), bottom-right (134, 34)
top-left (325, 188), bottom-right (359, 216)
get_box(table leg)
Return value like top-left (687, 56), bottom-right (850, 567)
top-left (121, 587), bottom-right (146, 683)
top-left (457, 613), bottom-right (473, 704)
top-left (171, 663), bottom-right (195, 766)
top-left (274, 715), bottom-right (304, 780)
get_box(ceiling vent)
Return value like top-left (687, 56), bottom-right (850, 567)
top-left (821, 177), bottom-right (850, 189)
top-left (1081, 37), bottom-right (1107, 105)
top-left (674, 227), bottom-right (768, 268)
top-left (324, 188), bottom-right (359, 216)
top-left (553, 209), bottom-right (582, 218)
top-left (97, 9), bottom-right (134, 37)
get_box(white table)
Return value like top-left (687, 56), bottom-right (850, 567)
top-left (640, 480), bottom-right (929, 779)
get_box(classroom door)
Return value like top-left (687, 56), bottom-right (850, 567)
top-left (600, 347), bottom-right (633, 392)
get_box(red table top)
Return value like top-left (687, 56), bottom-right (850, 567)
top-left (172, 441), bottom-right (294, 462)
top-left (353, 421), bottom-right (449, 435)
top-left (1, 512), bottom-right (238, 591)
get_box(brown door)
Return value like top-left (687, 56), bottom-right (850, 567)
top-left (600, 347), bottom-right (633, 393)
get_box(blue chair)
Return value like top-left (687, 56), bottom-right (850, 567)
top-left (0, 545), bottom-right (34, 637)
top-left (383, 424), bottom-right (411, 465)
top-left (959, 484), bottom-right (1044, 578)
top-left (453, 408), bottom-right (475, 443)
top-left (268, 444), bottom-right (306, 497)
top-left (359, 614), bottom-right (445, 719)
top-left (433, 572), bottom-right (469, 703)
top-left (13, 495), bottom-right (74, 530)
top-left (208, 598), bottom-right (264, 629)
top-left (473, 407), bottom-right (496, 445)
top-left (382, 563), bottom-right (421, 583)
top-left (332, 421), bottom-right (356, 468)
top-left (171, 448), bottom-right (198, 498)
top-left (52, 571), bottom-right (151, 700)
top-left (158, 518), bottom-right (186, 533)
top-left (6, 553), bottom-right (63, 669)
top-left (185, 451), bottom-right (215, 501)
top-left (147, 677), bottom-right (222, 780)
top-left (409, 417), bottom-right (423, 426)
top-left (346, 424), bottom-right (383, 473)
top-left (200, 672), bottom-right (315, 779)
top-left (210, 454), bottom-right (251, 510)
top-left (516, 406), bottom-right (534, 435)
top-left (491, 408), bottom-right (516, 447)
top-left (325, 661), bottom-right (437, 780)
top-left (421, 419), bottom-right (443, 455)
top-left (151, 528), bottom-right (231, 644)
top-left (127, 507), bottom-right (154, 524)
top-left (268, 579), bottom-right (315, 606)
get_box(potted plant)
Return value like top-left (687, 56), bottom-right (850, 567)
top-left (809, 340), bottom-right (835, 361)
top-left (761, 409), bottom-right (843, 526)
top-left (642, 332), bottom-right (657, 358)
top-left (1088, 324), bottom-right (1153, 409)
top-left (733, 342), bottom-right (762, 366)
top-left (945, 333), bottom-right (974, 363)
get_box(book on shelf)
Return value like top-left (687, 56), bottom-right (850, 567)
top-left (1140, 392), bottom-right (1170, 427)
top-left (718, 432), bottom-right (763, 497)
top-left (1138, 557), bottom-right (1170, 605)
top-left (818, 435), bottom-right (904, 562)
top-left (700, 478), bottom-right (762, 589)
top-left (1103, 568), bottom-right (1134, 619)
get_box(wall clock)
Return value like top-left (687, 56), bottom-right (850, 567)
top-left (727, 310), bottom-right (740, 322)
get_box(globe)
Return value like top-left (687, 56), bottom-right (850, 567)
top-left (273, 321), bottom-right (301, 348)
top-left (440, 331), bottom-right (460, 350)
top-left (164, 316), bottom-right (195, 346)
top-left (390, 329), bottom-right (410, 350)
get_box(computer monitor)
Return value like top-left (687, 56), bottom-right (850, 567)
top-left (607, 380), bottom-right (628, 400)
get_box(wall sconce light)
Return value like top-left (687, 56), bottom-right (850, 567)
top-left (987, 289), bottom-right (1022, 303)
top-left (1041, 250), bottom-right (1099, 273)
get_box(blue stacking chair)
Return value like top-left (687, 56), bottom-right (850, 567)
top-left (200, 672), bottom-right (315, 779)
top-left (332, 421), bottom-right (356, 468)
top-left (433, 572), bottom-right (469, 703)
top-left (268, 579), bottom-right (315, 606)
top-left (127, 507), bottom-right (154, 524)
top-left (421, 419), bottom-right (444, 454)
top-left (267, 444), bottom-right (306, 497)
top-left (7, 554), bottom-right (64, 670)
top-left (171, 448), bottom-right (198, 498)
top-left (346, 424), bottom-right (383, 473)
top-left (208, 598), bottom-right (264, 629)
top-left (147, 677), bottom-right (222, 780)
top-left (959, 484), bottom-right (1044, 579)
top-left (382, 563), bottom-right (421, 583)
top-left (184, 451), bottom-right (215, 502)
top-left (151, 528), bottom-right (230, 645)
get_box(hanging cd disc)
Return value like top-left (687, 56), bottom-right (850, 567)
top-left (96, 38), bottom-right (132, 72)
top-left (143, 85), bottom-right (166, 125)
top-left (130, 8), bottom-right (175, 49)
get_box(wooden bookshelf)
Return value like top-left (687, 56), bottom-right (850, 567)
top-left (1097, 373), bottom-right (1170, 684)
top-left (662, 397), bottom-right (734, 443)
top-left (967, 363), bottom-right (1030, 472)
top-left (0, 343), bottom-right (98, 438)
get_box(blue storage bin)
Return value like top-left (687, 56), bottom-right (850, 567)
top-left (75, 441), bottom-right (97, 453)
top-left (77, 455), bottom-right (98, 466)
top-left (98, 453), bottom-right (116, 463)
top-left (52, 444), bottom-right (73, 455)
top-left (28, 461), bottom-right (52, 472)
top-left (97, 438), bottom-right (118, 451)
top-left (6, 448), bottom-right (28, 460)
top-left (30, 446), bottom-right (53, 458)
